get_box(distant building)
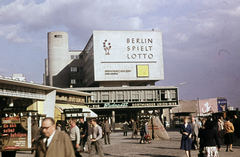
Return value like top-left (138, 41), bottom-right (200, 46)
top-left (163, 98), bottom-right (228, 128)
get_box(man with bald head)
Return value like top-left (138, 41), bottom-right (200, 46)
top-left (35, 117), bottom-right (75, 157)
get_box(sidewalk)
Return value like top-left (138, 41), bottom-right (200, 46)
top-left (4, 129), bottom-right (240, 157)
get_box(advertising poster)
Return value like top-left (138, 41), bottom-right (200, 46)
top-left (217, 98), bottom-right (227, 112)
top-left (199, 98), bottom-right (218, 116)
top-left (93, 30), bottom-right (164, 81)
top-left (2, 116), bottom-right (28, 150)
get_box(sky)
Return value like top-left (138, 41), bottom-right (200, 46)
top-left (0, 0), bottom-right (240, 109)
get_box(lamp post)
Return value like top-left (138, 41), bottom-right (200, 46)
top-left (170, 82), bottom-right (186, 128)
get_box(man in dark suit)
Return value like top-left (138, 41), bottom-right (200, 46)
top-left (190, 116), bottom-right (201, 150)
top-left (123, 121), bottom-right (129, 136)
top-left (35, 117), bottom-right (75, 157)
top-left (77, 117), bottom-right (89, 152)
top-left (31, 122), bottom-right (39, 154)
top-left (102, 119), bottom-right (111, 145)
top-left (131, 119), bottom-right (138, 138)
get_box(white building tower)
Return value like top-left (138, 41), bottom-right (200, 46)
top-left (47, 31), bottom-right (70, 87)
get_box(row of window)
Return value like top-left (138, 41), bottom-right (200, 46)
top-left (70, 67), bottom-right (83, 73)
top-left (70, 55), bottom-right (83, 60)
top-left (70, 79), bottom-right (83, 85)
top-left (89, 90), bottom-right (177, 102)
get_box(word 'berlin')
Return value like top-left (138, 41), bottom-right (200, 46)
top-left (126, 37), bottom-right (154, 59)
top-left (127, 38), bottom-right (153, 44)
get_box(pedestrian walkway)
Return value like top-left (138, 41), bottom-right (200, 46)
top-left (4, 129), bottom-right (240, 157)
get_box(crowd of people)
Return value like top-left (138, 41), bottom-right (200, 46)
top-left (31, 117), bottom-right (150, 157)
top-left (31, 115), bottom-right (238, 157)
top-left (32, 117), bottom-right (106, 157)
top-left (122, 118), bottom-right (150, 144)
top-left (180, 116), bottom-right (238, 157)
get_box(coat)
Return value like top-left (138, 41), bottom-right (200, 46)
top-left (35, 130), bottom-right (75, 157)
top-left (32, 125), bottom-right (39, 140)
top-left (102, 123), bottom-right (111, 133)
top-left (190, 122), bottom-right (200, 137)
top-left (180, 123), bottom-right (193, 150)
top-left (77, 121), bottom-right (88, 137)
top-left (131, 121), bottom-right (137, 130)
top-left (224, 121), bottom-right (234, 133)
top-left (123, 123), bottom-right (129, 132)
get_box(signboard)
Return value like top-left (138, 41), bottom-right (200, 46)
top-left (56, 95), bottom-right (85, 103)
top-left (0, 83), bottom-right (46, 100)
top-left (87, 101), bottom-right (178, 109)
top-left (2, 117), bottom-right (28, 150)
top-left (93, 30), bottom-right (164, 81)
top-left (199, 98), bottom-right (218, 116)
top-left (217, 99), bottom-right (227, 111)
top-left (64, 108), bottom-right (83, 113)
top-left (104, 103), bottom-right (128, 108)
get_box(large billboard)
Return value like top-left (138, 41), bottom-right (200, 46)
top-left (93, 30), bottom-right (164, 81)
top-left (199, 98), bottom-right (218, 116)
top-left (1, 117), bottom-right (29, 150)
top-left (217, 98), bottom-right (227, 112)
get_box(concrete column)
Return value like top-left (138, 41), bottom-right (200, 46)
top-left (27, 116), bottom-right (32, 148)
top-left (159, 109), bottom-right (164, 123)
top-left (169, 108), bottom-right (173, 128)
top-left (43, 90), bottom-right (56, 118)
top-left (236, 108), bottom-right (239, 123)
top-left (112, 111), bottom-right (115, 132)
top-left (9, 98), bottom-right (14, 107)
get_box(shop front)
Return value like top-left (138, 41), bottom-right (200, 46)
top-left (0, 76), bottom-right (92, 156)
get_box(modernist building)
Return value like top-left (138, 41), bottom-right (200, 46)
top-left (44, 31), bottom-right (179, 129)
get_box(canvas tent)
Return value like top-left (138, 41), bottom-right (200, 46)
top-left (147, 117), bottom-right (170, 140)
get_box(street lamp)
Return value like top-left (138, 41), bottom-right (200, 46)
top-left (178, 82), bottom-right (187, 86)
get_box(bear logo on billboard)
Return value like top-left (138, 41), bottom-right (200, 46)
top-left (103, 39), bottom-right (111, 55)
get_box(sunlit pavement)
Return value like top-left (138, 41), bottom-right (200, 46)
top-left (5, 129), bottom-right (240, 157)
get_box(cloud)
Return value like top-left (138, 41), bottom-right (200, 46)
top-left (0, 24), bottom-right (32, 43)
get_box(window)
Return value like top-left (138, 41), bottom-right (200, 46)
top-left (161, 90), bottom-right (168, 100)
top-left (79, 67), bottom-right (83, 74)
top-left (54, 35), bottom-right (62, 38)
top-left (71, 67), bottom-right (78, 72)
top-left (71, 79), bottom-right (79, 84)
top-left (171, 90), bottom-right (177, 100)
top-left (71, 55), bottom-right (79, 60)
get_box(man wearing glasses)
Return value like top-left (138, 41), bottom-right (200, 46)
top-left (35, 117), bottom-right (75, 157)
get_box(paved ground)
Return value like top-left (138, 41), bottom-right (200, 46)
top-left (4, 129), bottom-right (240, 157)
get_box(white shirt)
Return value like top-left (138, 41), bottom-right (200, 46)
top-left (44, 130), bottom-right (56, 147)
top-left (184, 123), bottom-right (188, 128)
